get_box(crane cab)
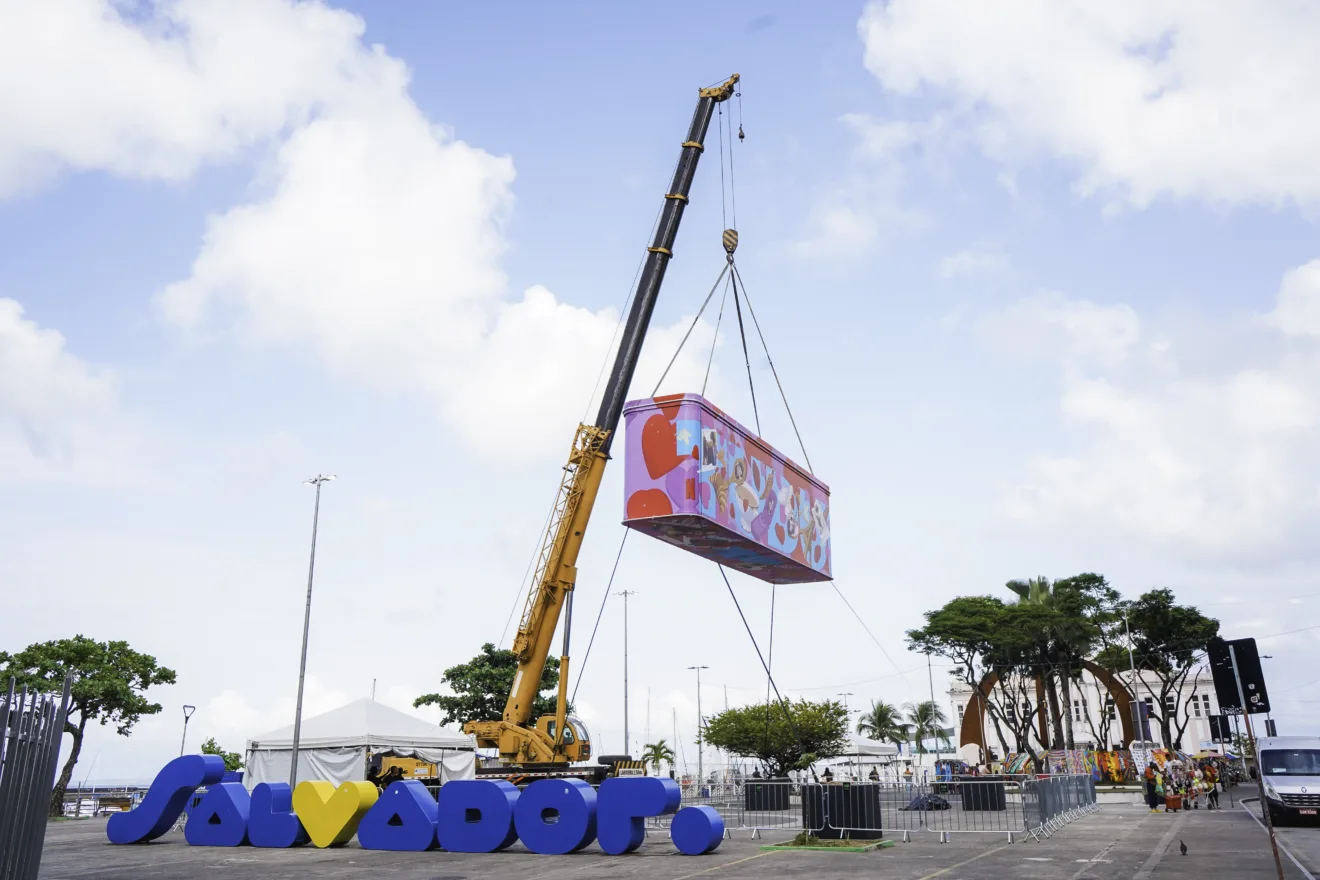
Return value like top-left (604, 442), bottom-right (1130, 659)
top-left (533, 715), bottom-right (593, 763)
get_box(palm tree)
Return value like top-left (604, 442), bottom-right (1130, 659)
top-left (641, 740), bottom-right (676, 775)
top-left (903, 700), bottom-right (950, 754)
top-left (855, 700), bottom-right (910, 746)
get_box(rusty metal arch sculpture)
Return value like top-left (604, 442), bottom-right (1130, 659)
top-left (957, 660), bottom-right (1136, 754)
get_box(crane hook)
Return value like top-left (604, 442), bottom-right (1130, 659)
top-left (737, 124), bottom-right (745, 142)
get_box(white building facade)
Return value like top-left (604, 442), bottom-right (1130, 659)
top-left (946, 668), bottom-right (1225, 763)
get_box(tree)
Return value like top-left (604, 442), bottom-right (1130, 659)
top-left (641, 740), bottom-right (676, 774)
top-left (200, 737), bottom-right (244, 772)
top-left (1120, 590), bottom-right (1219, 748)
top-left (414, 643), bottom-right (567, 726)
top-left (907, 595), bottom-right (1048, 769)
top-left (0, 636), bottom-right (176, 817)
top-left (903, 701), bottom-right (950, 754)
top-left (855, 700), bottom-right (910, 746)
top-left (701, 699), bottom-right (848, 778)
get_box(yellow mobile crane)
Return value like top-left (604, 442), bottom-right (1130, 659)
top-left (465, 74), bottom-right (740, 782)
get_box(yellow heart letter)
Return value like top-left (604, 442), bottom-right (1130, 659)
top-left (292, 781), bottom-right (379, 848)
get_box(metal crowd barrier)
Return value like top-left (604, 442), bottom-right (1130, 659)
top-left (0, 676), bottom-right (73, 880)
top-left (644, 774), bottom-right (1098, 843)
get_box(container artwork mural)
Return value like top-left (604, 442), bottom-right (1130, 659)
top-left (621, 393), bottom-right (830, 584)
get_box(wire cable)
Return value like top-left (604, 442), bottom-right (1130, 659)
top-left (702, 277), bottom-right (731, 397)
top-left (718, 565), bottom-right (819, 781)
top-left (830, 580), bottom-right (913, 689)
top-left (729, 265), bottom-right (760, 434)
top-left (732, 263), bottom-right (813, 473)
top-left (570, 530), bottom-right (630, 703)
top-left (650, 263), bottom-right (730, 395)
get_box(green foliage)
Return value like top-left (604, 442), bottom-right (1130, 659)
top-left (200, 737), bottom-right (244, 772)
top-left (855, 700), bottom-right (910, 745)
top-left (701, 699), bottom-right (848, 778)
top-left (0, 635), bottom-right (176, 817)
top-left (903, 700), bottom-right (950, 754)
top-left (414, 643), bottom-right (566, 726)
top-left (641, 739), bottom-right (676, 773)
top-left (1120, 589), bottom-right (1219, 748)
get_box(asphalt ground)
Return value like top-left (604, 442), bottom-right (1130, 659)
top-left (36, 801), bottom-right (1318, 880)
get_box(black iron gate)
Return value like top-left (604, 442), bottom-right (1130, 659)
top-left (0, 676), bottom-right (72, 880)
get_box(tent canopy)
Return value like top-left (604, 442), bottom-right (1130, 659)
top-left (841, 736), bottom-right (900, 757)
top-left (247, 698), bottom-right (473, 752)
top-left (244, 698), bottom-right (474, 788)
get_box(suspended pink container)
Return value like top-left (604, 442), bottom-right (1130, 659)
top-left (621, 393), bottom-right (831, 584)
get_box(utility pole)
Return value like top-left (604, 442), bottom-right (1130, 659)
top-left (1123, 611), bottom-right (1144, 753)
top-left (837, 692), bottom-right (853, 716)
top-left (616, 590), bottom-right (637, 756)
top-left (291, 473), bottom-right (335, 788)
top-left (927, 653), bottom-right (941, 768)
top-left (646, 687), bottom-right (651, 750)
top-left (688, 665), bottom-right (708, 786)
top-left (1230, 644), bottom-right (1285, 880)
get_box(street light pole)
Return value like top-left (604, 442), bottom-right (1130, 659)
top-left (179, 705), bottom-right (196, 756)
top-left (290, 474), bottom-right (335, 788)
top-left (688, 665), bottom-right (708, 785)
top-left (1124, 611), bottom-right (1144, 752)
top-left (616, 590), bottom-right (637, 756)
top-left (927, 653), bottom-right (941, 768)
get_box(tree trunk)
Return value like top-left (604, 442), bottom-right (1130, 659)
top-left (1044, 672), bottom-right (1065, 750)
top-left (1060, 671), bottom-right (1076, 750)
top-left (48, 719), bottom-right (84, 818)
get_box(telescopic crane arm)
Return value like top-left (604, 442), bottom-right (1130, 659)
top-left (464, 74), bottom-right (739, 768)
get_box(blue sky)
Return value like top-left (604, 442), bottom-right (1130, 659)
top-left (2, 0), bottom-right (1319, 781)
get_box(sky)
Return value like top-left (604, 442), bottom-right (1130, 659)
top-left (2, 0), bottom-right (1319, 783)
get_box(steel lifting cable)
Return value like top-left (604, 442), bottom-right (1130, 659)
top-left (729, 263), bottom-right (813, 474)
top-left (701, 276), bottom-right (731, 397)
top-left (728, 264), bottom-right (761, 435)
top-left (570, 530), bottom-right (630, 704)
top-left (719, 564), bottom-right (818, 782)
top-left (649, 262), bottom-right (730, 395)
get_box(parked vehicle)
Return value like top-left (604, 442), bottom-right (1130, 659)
top-left (1257, 736), bottom-right (1320, 825)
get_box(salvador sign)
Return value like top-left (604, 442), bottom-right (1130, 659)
top-left (107, 755), bottom-right (724, 855)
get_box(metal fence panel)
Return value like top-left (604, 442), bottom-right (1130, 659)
top-left (0, 676), bottom-right (72, 880)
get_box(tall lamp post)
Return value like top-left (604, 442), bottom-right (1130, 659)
top-left (616, 590), bottom-right (637, 756)
top-left (179, 705), bottom-right (196, 756)
top-left (687, 665), bottom-right (708, 785)
top-left (290, 474), bottom-right (335, 788)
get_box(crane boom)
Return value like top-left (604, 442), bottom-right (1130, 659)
top-left (465, 74), bottom-right (739, 770)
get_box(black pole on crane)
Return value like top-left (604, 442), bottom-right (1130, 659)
top-left (593, 74), bottom-right (740, 453)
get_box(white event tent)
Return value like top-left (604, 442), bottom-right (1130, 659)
top-left (244, 698), bottom-right (476, 788)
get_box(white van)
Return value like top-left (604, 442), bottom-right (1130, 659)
top-left (1257, 736), bottom-right (1320, 825)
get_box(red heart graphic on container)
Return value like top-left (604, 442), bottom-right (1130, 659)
top-left (640, 413), bottom-right (689, 479)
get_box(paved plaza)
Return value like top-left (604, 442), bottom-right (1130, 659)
top-left (35, 801), bottom-right (1318, 880)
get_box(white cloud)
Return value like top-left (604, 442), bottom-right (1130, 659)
top-left (125, 0), bottom-right (716, 460)
top-left (979, 292), bottom-right (1142, 368)
top-left (858, 1), bottom-right (1320, 208)
top-left (0, 297), bottom-right (139, 483)
top-left (1265, 260), bottom-right (1320, 338)
top-left (0, 0), bottom-right (387, 196)
top-left (997, 267), bottom-right (1320, 558)
top-left (939, 246), bottom-right (1009, 280)
top-left (792, 114), bottom-right (926, 258)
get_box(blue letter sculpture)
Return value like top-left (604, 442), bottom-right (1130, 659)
top-left (358, 780), bottom-right (439, 851)
top-left (596, 777), bottom-right (681, 854)
top-left (671, 805), bottom-right (724, 855)
top-left (248, 782), bottom-right (308, 848)
top-left (513, 778), bottom-right (598, 855)
top-left (183, 783), bottom-right (250, 847)
top-left (107, 755), bottom-right (226, 844)
top-left (435, 779), bottom-right (520, 853)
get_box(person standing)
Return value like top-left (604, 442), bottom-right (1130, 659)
top-left (1143, 762), bottom-right (1160, 813)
